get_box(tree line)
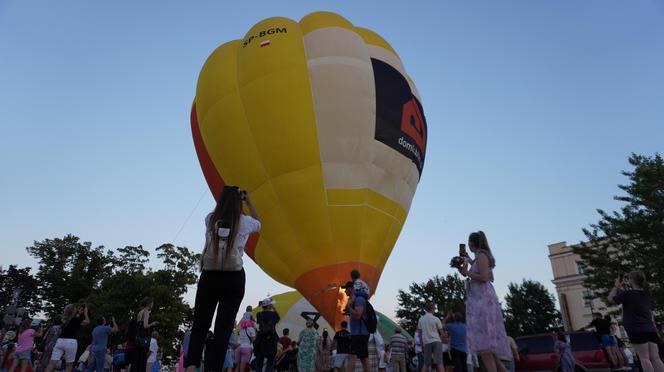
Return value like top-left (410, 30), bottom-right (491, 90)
top-left (1, 236), bottom-right (200, 364)
top-left (395, 274), bottom-right (562, 337)
top-left (396, 153), bottom-right (664, 335)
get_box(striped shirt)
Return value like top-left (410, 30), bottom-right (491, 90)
top-left (390, 333), bottom-right (408, 357)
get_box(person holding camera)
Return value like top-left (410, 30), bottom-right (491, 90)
top-left (87, 316), bottom-right (118, 372)
top-left (131, 298), bottom-right (159, 372)
top-left (609, 271), bottom-right (664, 372)
top-left (185, 186), bottom-right (260, 372)
top-left (44, 304), bottom-right (90, 372)
top-left (455, 231), bottom-right (510, 372)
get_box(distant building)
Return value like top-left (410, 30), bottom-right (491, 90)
top-left (548, 241), bottom-right (611, 331)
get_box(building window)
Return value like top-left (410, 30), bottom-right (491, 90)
top-left (583, 289), bottom-right (594, 308)
top-left (576, 261), bottom-right (587, 275)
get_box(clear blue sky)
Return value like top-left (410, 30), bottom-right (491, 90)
top-left (1, 0), bottom-right (663, 319)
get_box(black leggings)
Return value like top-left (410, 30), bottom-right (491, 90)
top-left (451, 348), bottom-right (468, 372)
top-left (130, 347), bottom-right (148, 372)
top-left (185, 269), bottom-right (246, 370)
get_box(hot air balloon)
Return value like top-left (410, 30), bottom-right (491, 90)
top-left (191, 11), bottom-right (427, 328)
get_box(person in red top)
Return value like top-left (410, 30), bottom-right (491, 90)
top-left (279, 329), bottom-right (292, 350)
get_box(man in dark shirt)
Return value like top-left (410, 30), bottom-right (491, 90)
top-left (590, 313), bottom-right (611, 339)
top-left (255, 298), bottom-right (280, 372)
top-left (589, 313), bottom-right (623, 369)
top-left (332, 321), bottom-right (351, 371)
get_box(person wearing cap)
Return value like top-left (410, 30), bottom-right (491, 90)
top-left (343, 281), bottom-right (370, 372)
top-left (254, 298), bottom-right (280, 372)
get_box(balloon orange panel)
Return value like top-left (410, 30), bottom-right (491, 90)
top-left (191, 11), bottom-right (428, 328)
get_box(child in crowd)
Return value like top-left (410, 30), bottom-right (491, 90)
top-left (350, 269), bottom-right (370, 298)
top-left (617, 339), bottom-right (634, 372)
top-left (242, 306), bottom-right (254, 323)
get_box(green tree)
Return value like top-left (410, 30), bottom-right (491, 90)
top-left (572, 153), bottom-right (664, 317)
top-left (27, 236), bottom-right (200, 365)
top-left (26, 235), bottom-right (114, 318)
top-left (503, 279), bottom-right (561, 336)
top-left (396, 274), bottom-right (466, 335)
top-left (0, 265), bottom-right (40, 315)
top-left (82, 244), bottom-right (199, 365)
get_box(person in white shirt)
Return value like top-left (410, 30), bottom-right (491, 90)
top-left (417, 303), bottom-right (445, 372)
top-left (146, 331), bottom-right (159, 372)
top-left (186, 186), bottom-right (261, 372)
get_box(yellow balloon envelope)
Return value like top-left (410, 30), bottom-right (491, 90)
top-left (191, 11), bottom-right (427, 328)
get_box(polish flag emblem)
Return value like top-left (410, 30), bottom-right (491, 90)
top-left (260, 40), bottom-right (270, 47)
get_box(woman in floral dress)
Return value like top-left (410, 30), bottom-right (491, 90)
top-left (298, 320), bottom-right (319, 372)
top-left (457, 231), bottom-right (510, 372)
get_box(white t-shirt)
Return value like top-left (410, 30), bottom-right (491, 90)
top-left (202, 214), bottom-right (261, 271)
top-left (417, 313), bottom-right (442, 345)
top-left (147, 338), bottom-right (158, 363)
top-left (239, 327), bottom-right (256, 347)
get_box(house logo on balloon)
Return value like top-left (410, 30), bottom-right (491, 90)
top-left (191, 11), bottom-right (427, 329)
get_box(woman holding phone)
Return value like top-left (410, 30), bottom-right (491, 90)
top-left (609, 271), bottom-right (664, 372)
top-left (456, 231), bottom-right (510, 372)
top-left (185, 186), bottom-right (260, 372)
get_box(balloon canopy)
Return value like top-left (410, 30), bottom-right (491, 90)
top-left (250, 291), bottom-right (410, 342)
top-left (191, 11), bottom-right (427, 328)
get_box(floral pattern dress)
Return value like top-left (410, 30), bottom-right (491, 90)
top-left (298, 328), bottom-right (319, 372)
top-left (465, 251), bottom-right (511, 357)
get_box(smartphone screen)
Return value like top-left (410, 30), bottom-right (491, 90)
top-left (459, 243), bottom-right (466, 255)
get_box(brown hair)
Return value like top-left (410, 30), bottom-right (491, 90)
top-left (62, 304), bottom-right (77, 324)
top-left (140, 297), bottom-right (154, 309)
top-left (468, 231), bottom-right (496, 268)
top-left (629, 270), bottom-right (650, 294)
top-left (18, 319), bottom-right (31, 335)
top-left (209, 186), bottom-right (243, 262)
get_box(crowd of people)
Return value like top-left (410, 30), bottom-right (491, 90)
top-left (176, 187), bottom-right (520, 372)
top-left (0, 298), bottom-right (163, 372)
top-left (2, 186), bottom-right (664, 372)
